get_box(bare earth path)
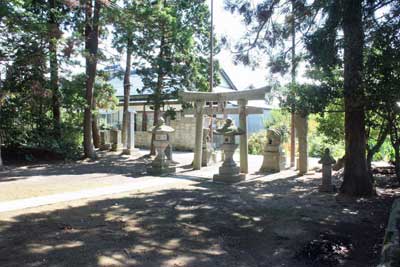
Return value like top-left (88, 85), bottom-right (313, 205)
top-left (0, 151), bottom-right (398, 267)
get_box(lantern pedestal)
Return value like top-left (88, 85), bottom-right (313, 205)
top-left (213, 143), bottom-right (245, 183)
top-left (147, 140), bottom-right (176, 175)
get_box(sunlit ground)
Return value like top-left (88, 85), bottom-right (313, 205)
top-left (0, 151), bottom-right (397, 267)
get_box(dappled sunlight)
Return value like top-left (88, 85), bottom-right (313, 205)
top-left (0, 168), bottom-right (396, 266)
top-left (28, 241), bottom-right (84, 254)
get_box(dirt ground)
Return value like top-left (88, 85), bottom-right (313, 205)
top-left (0, 152), bottom-right (398, 267)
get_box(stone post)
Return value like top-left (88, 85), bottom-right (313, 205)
top-left (319, 148), bottom-right (336, 192)
top-left (110, 129), bottom-right (123, 152)
top-left (123, 111), bottom-right (137, 155)
top-left (100, 130), bottom-right (111, 150)
top-left (238, 99), bottom-right (248, 173)
top-left (193, 100), bottom-right (204, 170)
top-left (295, 114), bottom-right (308, 175)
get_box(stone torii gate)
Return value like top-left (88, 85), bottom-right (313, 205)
top-left (180, 87), bottom-right (270, 172)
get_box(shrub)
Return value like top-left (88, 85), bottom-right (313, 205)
top-left (248, 131), bottom-right (267, 155)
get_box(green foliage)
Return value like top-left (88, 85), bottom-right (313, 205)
top-left (315, 103), bottom-right (345, 145)
top-left (248, 132), bottom-right (266, 155)
top-left (135, 0), bottom-right (218, 110)
top-left (308, 115), bottom-right (345, 159)
top-left (249, 110), bottom-right (291, 155)
top-left (264, 109), bottom-right (290, 143)
top-left (280, 82), bottom-right (339, 115)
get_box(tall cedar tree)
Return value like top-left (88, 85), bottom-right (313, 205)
top-left (83, 0), bottom-right (102, 158)
top-left (136, 0), bottom-right (216, 155)
top-left (109, 0), bottom-right (141, 148)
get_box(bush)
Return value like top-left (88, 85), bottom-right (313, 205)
top-left (248, 131), bottom-right (267, 155)
top-left (308, 115), bottom-right (345, 159)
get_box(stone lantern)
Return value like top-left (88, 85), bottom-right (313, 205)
top-left (318, 148), bottom-right (336, 192)
top-left (213, 118), bottom-right (245, 183)
top-left (146, 118), bottom-right (176, 175)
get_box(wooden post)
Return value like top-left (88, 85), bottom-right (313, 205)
top-left (193, 100), bottom-right (205, 170)
top-left (295, 114), bottom-right (308, 175)
top-left (238, 99), bottom-right (248, 173)
top-left (290, 112), bottom-right (296, 167)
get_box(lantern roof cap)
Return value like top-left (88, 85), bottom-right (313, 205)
top-left (214, 118), bottom-right (244, 136)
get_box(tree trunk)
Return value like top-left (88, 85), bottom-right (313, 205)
top-left (150, 28), bottom-right (165, 156)
top-left (366, 123), bottom-right (389, 174)
top-left (48, 0), bottom-right (61, 138)
top-left (340, 0), bottom-right (373, 197)
top-left (0, 137), bottom-right (3, 167)
top-left (150, 105), bottom-right (160, 156)
top-left (290, 0), bottom-right (296, 168)
top-left (394, 143), bottom-right (400, 180)
top-left (83, 0), bottom-right (100, 159)
top-left (122, 39), bottom-right (133, 148)
top-left (92, 97), bottom-right (100, 148)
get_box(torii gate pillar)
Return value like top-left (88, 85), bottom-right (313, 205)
top-left (193, 100), bottom-right (204, 170)
top-left (238, 99), bottom-right (249, 173)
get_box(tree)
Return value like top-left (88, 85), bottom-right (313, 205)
top-left (109, 0), bottom-right (141, 148)
top-left (364, 12), bottom-right (400, 179)
top-left (224, 0), bottom-right (321, 172)
top-left (136, 0), bottom-right (215, 155)
top-left (227, 0), bottom-right (399, 196)
top-left (83, 0), bottom-right (103, 159)
top-left (339, 0), bottom-right (372, 196)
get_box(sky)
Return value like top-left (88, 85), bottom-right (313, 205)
top-left (209, 0), bottom-right (268, 89)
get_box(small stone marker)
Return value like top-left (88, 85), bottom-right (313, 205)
top-left (123, 111), bottom-right (139, 155)
top-left (110, 129), bottom-right (123, 152)
top-left (146, 118), bottom-right (176, 175)
top-left (213, 118), bottom-right (245, 183)
top-left (318, 148), bottom-right (336, 193)
top-left (202, 128), bottom-right (214, 166)
top-left (100, 130), bottom-right (111, 151)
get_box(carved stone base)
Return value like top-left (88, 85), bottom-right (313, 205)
top-left (260, 150), bottom-right (281, 173)
top-left (213, 173), bottom-right (246, 183)
top-left (147, 165), bottom-right (176, 175)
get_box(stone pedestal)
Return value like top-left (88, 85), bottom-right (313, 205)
top-left (319, 148), bottom-right (336, 193)
top-left (110, 129), bottom-right (123, 151)
top-left (260, 129), bottom-right (284, 173)
top-left (213, 143), bottom-right (245, 183)
top-left (100, 130), bottom-right (111, 151)
top-left (147, 140), bottom-right (176, 175)
top-left (260, 148), bottom-right (281, 173)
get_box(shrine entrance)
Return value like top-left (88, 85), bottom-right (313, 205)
top-left (180, 87), bottom-right (270, 172)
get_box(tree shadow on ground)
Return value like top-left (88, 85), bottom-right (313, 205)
top-left (0, 153), bottom-right (151, 183)
top-left (0, 173), bottom-right (393, 267)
